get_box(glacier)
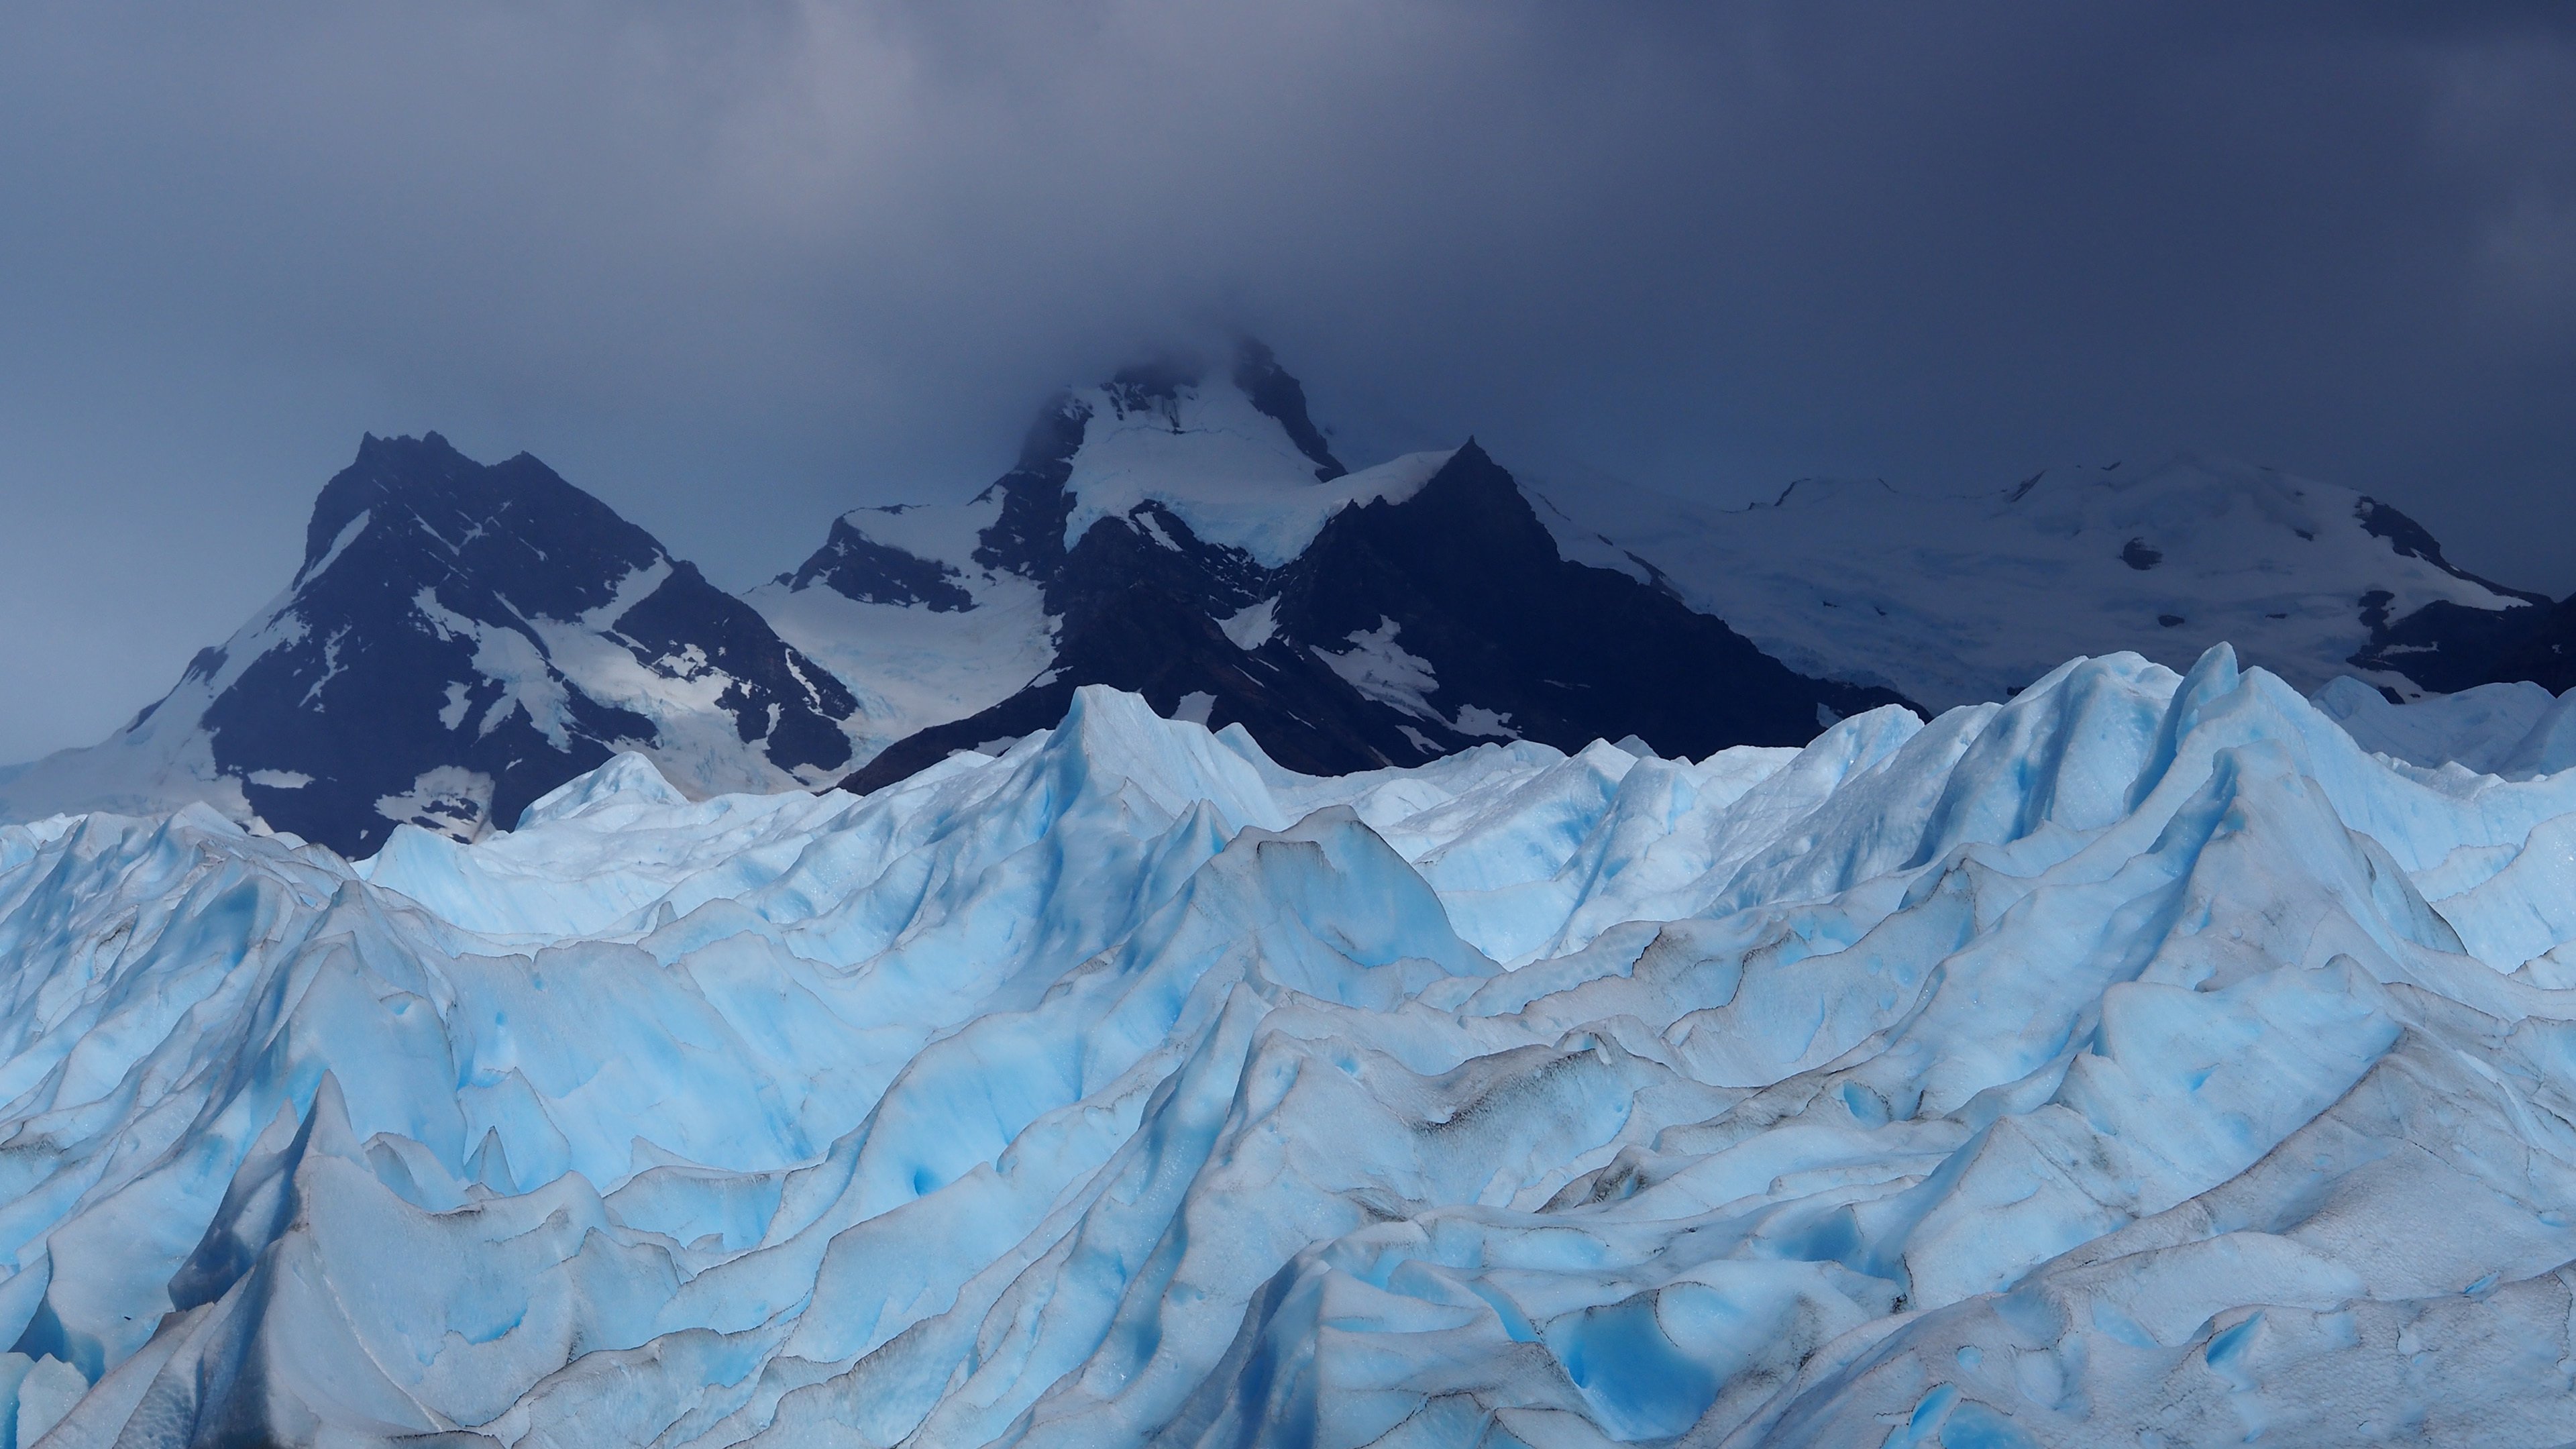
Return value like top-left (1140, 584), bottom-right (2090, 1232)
top-left (6, 649), bottom-right (2576, 1444)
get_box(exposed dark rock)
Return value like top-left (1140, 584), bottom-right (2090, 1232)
top-left (2341, 497), bottom-right (2555, 694)
top-left (969, 396), bottom-right (1089, 579)
top-left (838, 436), bottom-right (1912, 794)
top-left (1231, 337), bottom-right (1345, 480)
top-left (1270, 442), bottom-right (1905, 756)
top-left (786, 513), bottom-right (975, 611)
top-left (2474, 592), bottom-right (2576, 694)
top-left (180, 433), bottom-right (854, 853)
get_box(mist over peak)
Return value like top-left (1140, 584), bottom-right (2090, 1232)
top-left (3, 3), bottom-right (2573, 764)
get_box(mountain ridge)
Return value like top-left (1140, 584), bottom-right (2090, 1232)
top-left (0, 432), bottom-right (863, 854)
top-left (836, 438), bottom-right (1909, 791)
top-left (8, 344), bottom-right (2573, 855)
top-left (1524, 451), bottom-right (2559, 710)
top-left (751, 344), bottom-right (1909, 790)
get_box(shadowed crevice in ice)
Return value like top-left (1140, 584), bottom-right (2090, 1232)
top-left (7, 656), bottom-right (2576, 1444)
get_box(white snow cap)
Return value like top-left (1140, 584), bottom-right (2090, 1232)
top-left (1057, 370), bottom-right (1455, 566)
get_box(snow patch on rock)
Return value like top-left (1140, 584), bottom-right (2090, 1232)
top-left (1219, 596), bottom-right (1279, 650)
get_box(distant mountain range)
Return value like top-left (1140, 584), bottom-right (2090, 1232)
top-left (3, 341), bottom-right (2567, 855)
top-left (1523, 455), bottom-right (2550, 712)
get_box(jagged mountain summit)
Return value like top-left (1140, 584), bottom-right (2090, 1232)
top-left (0, 433), bottom-right (862, 855)
top-left (751, 341), bottom-right (1906, 789)
top-left (1530, 455), bottom-right (2552, 711)
top-left (9, 343), bottom-right (2567, 861)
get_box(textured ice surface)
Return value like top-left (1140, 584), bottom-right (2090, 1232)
top-left (8, 654), bottom-right (2576, 1445)
top-left (2312, 674), bottom-right (2576, 780)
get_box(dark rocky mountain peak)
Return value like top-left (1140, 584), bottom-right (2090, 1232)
top-left (297, 431), bottom-right (663, 619)
top-left (3, 434), bottom-right (864, 856)
top-left (822, 425), bottom-right (1911, 794)
top-left (750, 342), bottom-right (1916, 796)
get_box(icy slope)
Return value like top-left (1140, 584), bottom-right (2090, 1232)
top-left (9, 657), bottom-right (2576, 1444)
top-left (2312, 676), bottom-right (2576, 780)
top-left (1532, 456), bottom-right (2544, 710)
top-left (746, 488), bottom-right (1061, 761)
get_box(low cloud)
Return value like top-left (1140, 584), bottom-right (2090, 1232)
top-left (2, 1), bottom-right (2572, 759)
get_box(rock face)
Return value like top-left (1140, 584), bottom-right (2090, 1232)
top-left (2469, 591), bottom-right (2576, 694)
top-left (751, 342), bottom-right (1906, 792)
top-left (0, 433), bottom-right (861, 854)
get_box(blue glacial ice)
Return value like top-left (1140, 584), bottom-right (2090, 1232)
top-left (6, 650), bottom-right (2576, 1445)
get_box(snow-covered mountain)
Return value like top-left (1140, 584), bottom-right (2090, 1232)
top-left (9, 343), bottom-right (2567, 862)
top-left (13, 653), bottom-right (2576, 1443)
top-left (750, 342), bottom-right (1906, 788)
top-left (1529, 455), bottom-right (2551, 711)
top-left (0, 433), bottom-right (863, 855)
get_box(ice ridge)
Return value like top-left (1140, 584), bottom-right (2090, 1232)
top-left (5, 658), bottom-right (2576, 1443)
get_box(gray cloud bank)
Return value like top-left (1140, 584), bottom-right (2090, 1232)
top-left (3, 1), bottom-right (2571, 761)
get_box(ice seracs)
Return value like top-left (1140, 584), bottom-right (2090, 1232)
top-left (10, 649), bottom-right (2576, 1443)
top-left (2312, 674), bottom-right (2576, 780)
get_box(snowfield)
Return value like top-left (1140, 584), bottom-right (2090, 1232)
top-left (1525, 455), bottom-right (2537, 711)
top-left (7, 650), bottom-right (2576, 1445)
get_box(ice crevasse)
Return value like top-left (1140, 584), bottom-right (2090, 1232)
top-left (6, 647), bottom-right (2576, 1445)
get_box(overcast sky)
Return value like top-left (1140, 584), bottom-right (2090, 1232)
top-left (3, 2), bottom-right (2572, 761)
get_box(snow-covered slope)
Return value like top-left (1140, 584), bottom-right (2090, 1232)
top-left (0, 434), bottom-right (864, 856)
top-left (745, 488), bottom-right (1061, 761)
top-left (1531, 455), bottom-right (2547, 711)
top-left (11, 653), bottom-right (2576, 1444)
top-left (753, 342), bottom-right (1900, 784)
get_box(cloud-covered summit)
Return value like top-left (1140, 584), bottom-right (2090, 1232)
top-left (2, 3), bottom-right (2572, 761)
